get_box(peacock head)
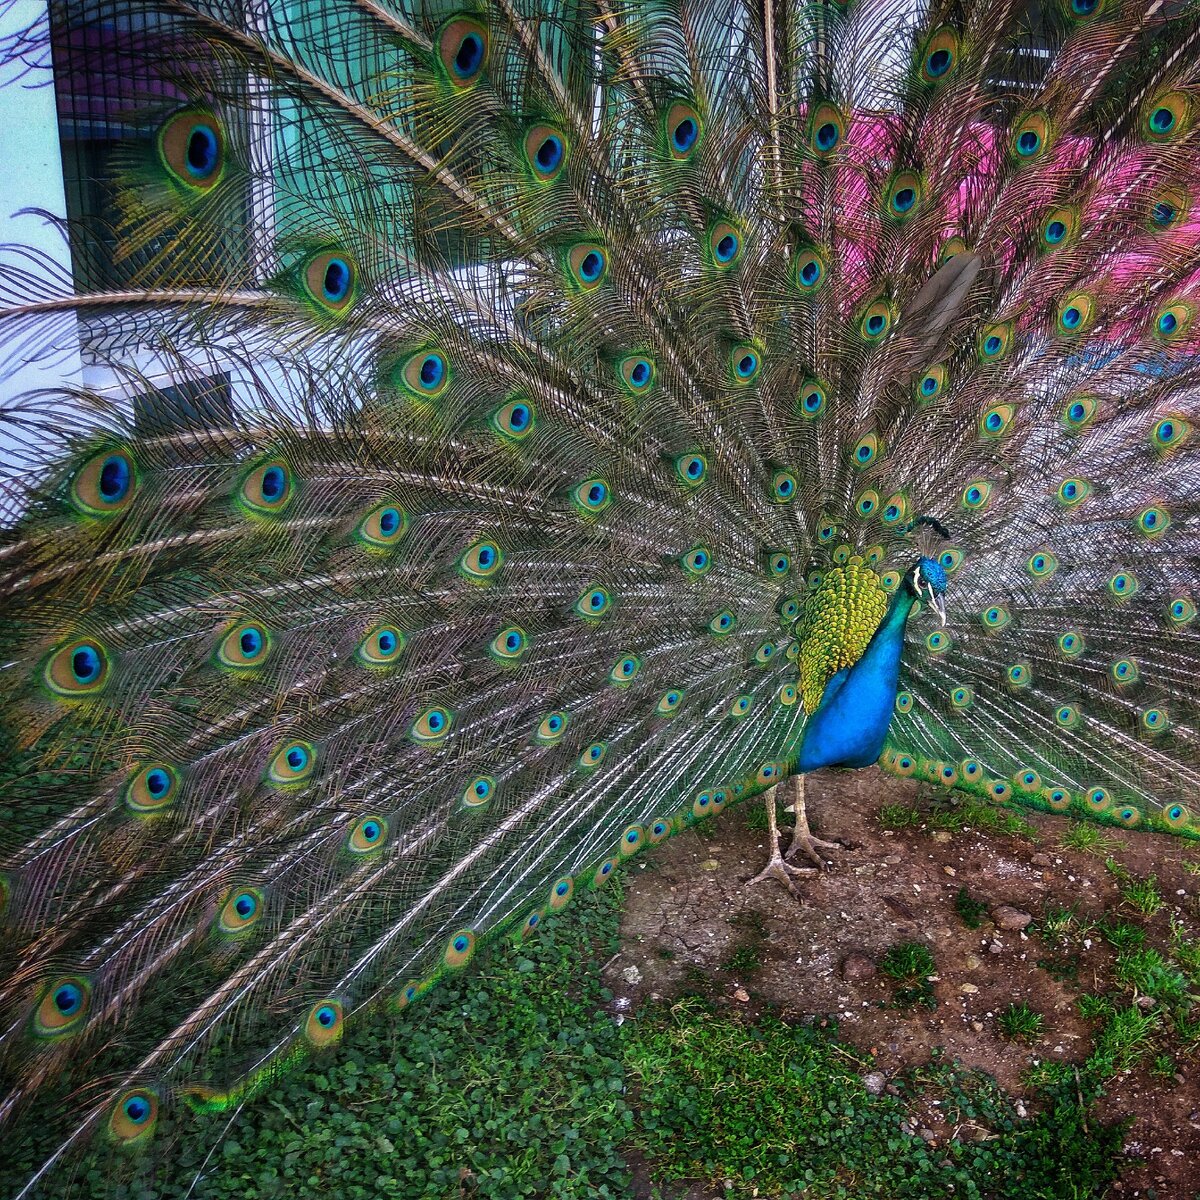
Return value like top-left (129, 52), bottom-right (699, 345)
top-left (906, 557), bottom-right (948, 626)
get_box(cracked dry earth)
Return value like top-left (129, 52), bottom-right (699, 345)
top-left (602, 767), bottom-right (1200, 1200)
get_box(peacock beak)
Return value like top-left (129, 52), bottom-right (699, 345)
top-left (929, 592), bottom-right (946, 627)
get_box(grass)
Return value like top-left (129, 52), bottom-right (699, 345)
top-left (997, 1002), bottom-right (1044, 1043)
top-left (1059, 824), bottom-right (1122, 855)
top-left (2, 886), bottom-right (635, 1200)
top-left (953, 886), bottom-right (988, 929)
top-left (878, 801), bottom-right (922, 831)
top-left (626, 1003), bottom-right (1122, 1199)
top-left (1119, 874), bottom-right (1164, 918)
top-left (879, 941), bottom-right (938, 1011)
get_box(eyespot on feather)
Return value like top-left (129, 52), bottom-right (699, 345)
top-left (109, 1090), bottom-right (158, 1143)
top-left (709, 221), bottom-right (743, 268)
top-left (664, 102), bottom-right (702, 160)
top-left (810, 103), bottom-right (845, 155)
top-left (1143, 91), bottom-right (1190, 142)
top-left (656, 688), bottom-right (684, 715)
top-left (859, 299), bottom-right (893, 341)
top-left (885, 171), bottom-right (922, 219)
top-left (571, 477), bottom-right (612, 516)
top-left (411, 707), bottom-right (452, 743)
top-left (126, 764), bottom-right (180, 814)
top-left (158, 109), bottom-right (224, 189)
top-left (1056, 292), bottom-right (1095, 336)
top-left (71, 449), bottom-right (136, 515)
top-left (304, 1000), bottom-right (344, 1046)
top-left (794, 247), bottom-right (827, 292)
top-left (34, 976), bottom-right (91, 1037)
top-left (491, 398), bottom-right (535, 440)
top-left (459, 540), bottom-right (504, 582)
top-left (217, 621), bottom-right (270, 670)
top-left (977, 323), bottom-right (1012, 362)
top-left (491, 625), bottom-right (528, 662)
top-left (358, 625), bottom-right (404, 666)
top-left (574, 586), bottom-right (613, 620)
top-left (566, 243), bottom-right (607, 291)
top-left (399, 349), bottom-right (450, 398)
top-left (1011, 111), bottom-right (1051, 160)
top-left (523, 124), bottom-right (568, 182)
top-left (44, 640), bottom-right (110, 697)
top-left (608, 653), bottom-right (640, 685)
top-left (240, 461), bottom-right (292, 515)
top-left (303, 252), bottom-right (357, 313)
top-left (535, 710), bottom-right (568, 744)
top-left (462, 776), bottom-right (494, 808)
top-left (267, 741), bottom-right (315, 785)
top-left (681, 545), bottom-right (713, 576)
top-left (675, 453), bottom-right (708, 487)
top-left (729, 344), bottom-right (761, 383)
top-left (438, 16), bottom-right (489, 87)
top-left (218, 888), bottom-right (265, 935)
top-left (347, 815), bottom-right (387, 853)
top-left (358, 503), bottom-right (408, 549)
top-left (618, 355), bottom-right (656, 394)
top-left (919, 27), bottom-right (958, 83)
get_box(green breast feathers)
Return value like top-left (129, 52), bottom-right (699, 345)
top-left (795, 559), bottom-right (889, 713)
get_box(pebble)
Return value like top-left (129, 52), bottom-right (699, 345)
top-left (965, 954), bottom-right (981, 970)
top-left (943, 866), bottom-right (957, 877)
top-left (842, 950), bottom-right (878, 982)
top-left (701, 859), bottom-right (720, 871)
top-left (960, 983), bottom-right (979, 994)
top-left (855, 864), bottom-right (878, 876)
top-left (991, 905), bottom-right (1033, 931)
top-left (734, 987), bottom-right (750, 1002)
top-left (932, 831), bottom-right (953, 843)
top-left (862, 1072), bottom-right (887, 1096)
top-left (971, 1020), bottom-right (984, 1032)
top-left (622, 965), bottom-right (642, 986)
top-left (1030, 853), bottom-right (1053, 868)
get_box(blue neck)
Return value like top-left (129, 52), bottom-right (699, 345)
top-left (795, 587), bottom-right (918, 773)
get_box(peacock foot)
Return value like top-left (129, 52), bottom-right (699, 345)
top-left (747, 847), bottom-right (818, 897)
top-left (782, 773), bottom-right (848, 872)
top-left (747, 783), bottom-right (818, 897)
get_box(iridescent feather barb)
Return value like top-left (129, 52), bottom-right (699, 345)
top-left (0, 0), bottom-right (1199, 1192)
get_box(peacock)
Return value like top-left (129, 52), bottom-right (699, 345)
top-left (1, 0), bottom-right (1198, 1191)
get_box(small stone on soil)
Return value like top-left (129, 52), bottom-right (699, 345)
top-left (841, 950), bottom-right (877, 982)
top-left (862, 1072), bottom-right (886, 1095)
top-left (991, 905), bottom-right (1033, 931)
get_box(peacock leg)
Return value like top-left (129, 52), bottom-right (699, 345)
top-left (783, 774), bottom-right (845, 870)
top-left (748, 784), bottom-right (817, 896)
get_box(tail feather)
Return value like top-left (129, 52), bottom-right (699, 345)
top-left (1, 0), bottom-right (1199, 1189)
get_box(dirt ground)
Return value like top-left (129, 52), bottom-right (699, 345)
top-left (602, 767), bottom-right (1200, 1200)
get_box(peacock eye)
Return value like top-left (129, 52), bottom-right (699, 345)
top-left (709, 222), bottom-right (743, 267)
top-left (799, 377), bottom-right (827, 414)
top-left (524, 124), bottom-right (568, 182)
top-left (359, 625), bottom-right (404, 665)
top-left (730, 345), bottom-right (761, 383)
top-left (72, 448), bottom-right (137, 515)
top-left (459, 540), bottom-right (504, 582)
top-left (240, 461), bottom-right (293, 514)
top-left (618, 355), bottom-right (656, 394)
top-left (347, 815), bottom-right (387, 853)
top-left (681, 545), bottom-right (713, 576)
top-left (608, 653), bottom-right (641, 685)
top-left (771, 469), bottom-right (798, 502)
top-left (490, 625), bottom-right (528, 661)
top-left (575, 586), bottom-right (613, 619)
top-left (795, 249), bottom-right (826, 292)
top-left (462, 775), bottom-right (494, 807)
top-left (571, 477), bottom-right (612, 515)
top-left (218, 887), bottom-right (265, 935)
top-left (110, 1091), bottom-right (159, 1142)
top-left (810, 103), bottom-right (845, 154)
top-left (158, 109), bottom-right (224, 189)
top-left (535, 711), bottom-right (569, 743)
top-left (656, 689), bottom-right (684, 715)
top-left (411, 707), bottom-right (453, 743)
top-left (676, 453), bottom-right (708, 487)
top-left (491, 398), bottom-right (535, 440)
top-left (665, 102), bottom-right (702, 159)
top-left (268, 741), bottom-right (316, 785)
top-left (567, 243), bottom-right (607, 290)
top-left (400, 349), bottom-right (450, 398)
top-left (438, 16), bottom-right (489, 86)
top-left (44, 639), bottom-right (110, 696)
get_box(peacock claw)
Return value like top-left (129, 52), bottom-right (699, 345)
top-left (747, 852), bottom-right (817, 897)
top-left (783, 830), bottom-right (846, 871)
